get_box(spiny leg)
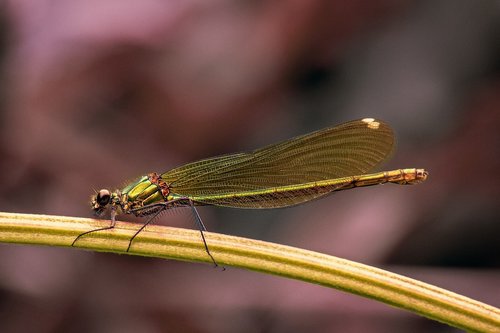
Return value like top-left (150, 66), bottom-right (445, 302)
top-left (187, 199), bottom-right (220, 268)
top-left (72, 207), bottom-right (118, 247)
top-left (126, 206), bottom-right (166, 252)
top-left (129, 198), bottom-right (220, 267)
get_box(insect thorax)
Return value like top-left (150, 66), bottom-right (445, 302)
top-left (119, 173), bottom-right (170, 213)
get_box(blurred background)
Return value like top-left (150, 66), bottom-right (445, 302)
top-left (0, 0), bottom-right (499, 332)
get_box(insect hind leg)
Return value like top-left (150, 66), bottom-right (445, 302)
top-left (186, 199), bottom-right (221, 269)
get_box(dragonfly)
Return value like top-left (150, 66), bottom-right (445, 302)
top-left (73, 118), bottom-right (428, 265)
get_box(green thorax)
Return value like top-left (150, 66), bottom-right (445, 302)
top-left (119, 175), bottom-right (166, 210)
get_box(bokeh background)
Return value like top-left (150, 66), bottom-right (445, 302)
top-left (1, 1), bottom-right (499, 332)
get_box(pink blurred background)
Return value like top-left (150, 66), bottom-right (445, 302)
top-left (0, 1), bottom-right (499, 332)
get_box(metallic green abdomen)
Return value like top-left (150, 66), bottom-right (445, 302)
top-left (121, 176), bottom-right (164, 207)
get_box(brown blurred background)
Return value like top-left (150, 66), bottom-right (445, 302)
top-left (0, 1), bottom-right (499, 332)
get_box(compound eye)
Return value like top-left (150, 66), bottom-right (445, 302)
top-left (96, 189), bottom-right (111, 206)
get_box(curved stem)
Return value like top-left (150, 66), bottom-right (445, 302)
top-left (0, 212), bottom-right (498, 332)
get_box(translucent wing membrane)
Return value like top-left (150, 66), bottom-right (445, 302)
top-left (161, 118), bottom-right (395, 208)
top-left (189, 182), bottom-right (348, 208)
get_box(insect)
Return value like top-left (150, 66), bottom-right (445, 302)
top-left (73, 118), bottom-right (428, 265)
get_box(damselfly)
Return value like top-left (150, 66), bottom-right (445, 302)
top-left (73, 118), bottom-right (428, 264)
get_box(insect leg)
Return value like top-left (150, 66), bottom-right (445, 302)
top-left (72, 206), bottom-right (118, 247)
top-left (126, 206), bottom-right (166, 252)
top-left (187, 199), bottom-right (221, 269)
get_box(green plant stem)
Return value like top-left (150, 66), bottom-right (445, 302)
top-left (0, 212), bottom-right (498, 332)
